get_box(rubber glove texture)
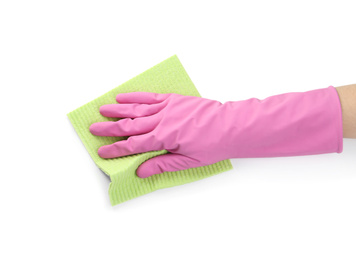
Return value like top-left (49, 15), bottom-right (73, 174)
top-left (90, 86), bottom-right (343, 178)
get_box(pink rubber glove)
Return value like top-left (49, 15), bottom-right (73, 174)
top-left (90, 86), bottom-right (343, 178)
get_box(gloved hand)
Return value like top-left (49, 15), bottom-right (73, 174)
top-left (89, 86), bottom-right (343, 178)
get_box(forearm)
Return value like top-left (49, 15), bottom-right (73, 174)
top-left (335, 84), bottom-right (356, 138)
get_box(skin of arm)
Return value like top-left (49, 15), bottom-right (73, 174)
top-left (335, 84), bottom-right (356, 138)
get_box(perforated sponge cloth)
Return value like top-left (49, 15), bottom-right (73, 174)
top-left (67, 55), bottom-right (233, 206)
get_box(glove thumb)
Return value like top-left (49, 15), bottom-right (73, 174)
top-left (136, 153), bottom-right (201, 178)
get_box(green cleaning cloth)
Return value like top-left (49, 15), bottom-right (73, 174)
top-left (67, 55), bottom-right (233, 206)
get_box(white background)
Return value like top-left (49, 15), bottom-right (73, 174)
top-left (1, 1), bottom-right (355, 259)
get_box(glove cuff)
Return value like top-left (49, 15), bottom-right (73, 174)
top-left (222, 86), bottom-right (343, 158)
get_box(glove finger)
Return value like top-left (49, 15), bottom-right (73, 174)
top-left (116, 92), bottom-right (170, 104)
top-left (100, 102), bottom-right (166, 118)
top-left (90, 115), bottom-right (159, 137)
top-left (136, 154), bottom-right (203, 178)
top-left (98, 133), bottom-right (163, 158)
